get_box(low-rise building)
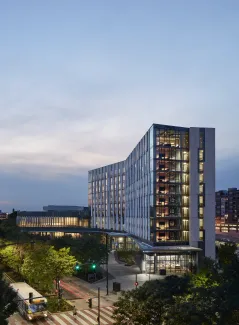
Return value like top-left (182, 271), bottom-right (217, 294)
top-left (17, 208), bottom-right (90, 237)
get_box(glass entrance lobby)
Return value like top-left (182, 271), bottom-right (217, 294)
top-left (143, 252), bottom-right (197, 274)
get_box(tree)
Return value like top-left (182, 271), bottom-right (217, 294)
top-left (169, 251), bottom-right (239, 325)
top-left (113, 276), bottom-right (191, 325)
top-left (49, 234), bottom-right (107, 265)
top-left (0, 211), bottom-right (29, 242)
top-left (21, 244), bottom-right (53, 292)
top-left (0, 245), bottom-right (23, 273)
top-left (21, 245), bottom-right (76, 292)
top-left (0, 271), bottom-right (17, 325)
top-left (48, 246), bottom-right (77, 282)
top-left (218, 242), bottom-right (237, 265)
top-left (191, 257), bottom-right (221, 289)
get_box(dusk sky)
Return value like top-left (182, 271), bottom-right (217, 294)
top-left (1, 1), bottom-right (239, 211)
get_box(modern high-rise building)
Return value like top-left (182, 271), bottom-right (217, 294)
top-left (216, 190), bottom-right (228, 219)
top-left (216, 188), bottom-right (239, 223)
top-left (88, 124), bottom-right (215, 273)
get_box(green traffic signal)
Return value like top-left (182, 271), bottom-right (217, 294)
top-left (75, 263), bottom-right (80, 271)
top-left (92, 264), bottom-right (96, 270)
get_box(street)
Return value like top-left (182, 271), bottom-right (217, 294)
top-left (73, 251), bottom-right (164, 294)
top-left (63, 251), bottom-right (164, 300)
top-left (8, 306), bottom-right (115, 325)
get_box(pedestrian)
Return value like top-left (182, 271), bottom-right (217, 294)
top-left (73, 305), bottom-right (77, 317)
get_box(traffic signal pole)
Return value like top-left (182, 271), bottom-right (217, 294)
top-left (98, 287), bottom-right (100, 325)
top-left (135, 273), bottom-right (138, 288)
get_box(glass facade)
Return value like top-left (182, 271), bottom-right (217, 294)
top-left (88, 124), bottom-right (212, 247)
top-left (198, 129), bottom-right (205, 241)
top-left (88, 123), bottom-right (216, 265)
top-left (17, 211), bottom-right (90, 228)
top-left (89, 161), bottom-right (125, 231)
top-left (144, 252), bottom-right (196, 274)
top-left (125, 128), bottom-right (151, 240)
top-left (152, 125), bottom-right (190, 244)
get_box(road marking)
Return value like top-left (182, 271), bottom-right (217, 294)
top-left (97, 308), bottom-right (114, 322)
top-left (84, 308), bottom-right (108, 324)
top-left (51, 314), bottom-right (69, 325)
top-left (77, 310), bottom-right (97, 324)
top-left (9, 307), bottom-right (115, 325)
top-left (61, 313), bottom-right (85, 325)
top-left (104, 307), bottom-right (115, 317)
top-left (54, 314), bottom-right (72, 325)
top-left (62, 313), bottom-right (90, 325)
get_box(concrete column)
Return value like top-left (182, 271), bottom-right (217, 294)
top-left (189, 128), bottom-right (200, 247)
top-left (204, 128), bottom-right (216, 259)
top-left (154, 254), bottom-right (157, 274)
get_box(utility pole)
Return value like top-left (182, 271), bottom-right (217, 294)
top-left (135, 273), bottom-right (138, 288)
top-left (106, 234), bottom-right (109, 296)
top-left (98, 287), bottom-right (100, 325)
top-left (30, 240), bottom-right (35, 250)
top-left (56, 278), bottom-right (61, 311)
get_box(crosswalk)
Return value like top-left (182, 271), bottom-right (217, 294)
top-left (8, 306), bottom-right (115, 325)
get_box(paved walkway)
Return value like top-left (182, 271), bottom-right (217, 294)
top-left (8, 306), bottom-right (115, 325)
top-left (63, 251), bottom-right (164, 302)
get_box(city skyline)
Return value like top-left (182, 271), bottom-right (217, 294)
top-left (1, 1), bottom-right (239, 211)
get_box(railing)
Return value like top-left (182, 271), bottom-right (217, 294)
top-left (2, 272), bottom-right (15, 284)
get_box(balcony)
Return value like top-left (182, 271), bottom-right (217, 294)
top-left (156, 226), bottom-right (181, 231)
top-left (156, 215), bottom-right (181, 219)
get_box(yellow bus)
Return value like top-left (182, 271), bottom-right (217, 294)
top-left (10, 282), bottom-right (48, 321)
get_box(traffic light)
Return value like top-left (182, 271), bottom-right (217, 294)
top-left (135, 281), bottom-right (138, 287)
top-left (88, 298), bottom-right (92, 308)
top-left (92, 263), bottom-right (96, 270)
top-left (29, 292), bottom-right (33, 304)
top-left (59, 288), bottom-right (63, 299)
top-left (75, 263), bottom-right (80, 271)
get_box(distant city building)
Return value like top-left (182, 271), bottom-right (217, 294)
top-left (227, 188), bottom-right (239, 222)
top-left (216, 188), bottom-right (239, 223)
top-left (215, 188), bottom-right (239, 240)
top-left (0, 212), bottom-right (8, 220)
top-left (89, 123), bottom-right (216, 273)
top-left (43, 205), bottom-right (85, 212)
top-left (216, 190), bottom-right (228, 219)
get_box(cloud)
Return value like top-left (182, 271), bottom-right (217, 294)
top-left (0, 80), bottom-right (238, 180)
top-left (0, 171), bottom-right (88, 212)
top-left (0, 201), bottom-right (13, 206)
top-left (0, 41), bottom-right (239, 181)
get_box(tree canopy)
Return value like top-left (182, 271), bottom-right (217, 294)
top-left (21, 245), bottom-right (76, 292)
top-left (0, 271), bottom-right (17, 325)
top-left (113, 243), bottom-right (239, 325)
top-left (49, 234), bottom-right (107, 265)
top-left (113, 275), bottom-right (191, 325)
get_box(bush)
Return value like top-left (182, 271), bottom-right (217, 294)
top-left (117, 250), bottom-right (137, 265)
top-left (47, 297), bottom-right (73, 313)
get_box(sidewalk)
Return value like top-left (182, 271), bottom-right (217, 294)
top-left (63, 276), bottom-right (121, 305)
top-left (67, 292), bottom-right (119, 310)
